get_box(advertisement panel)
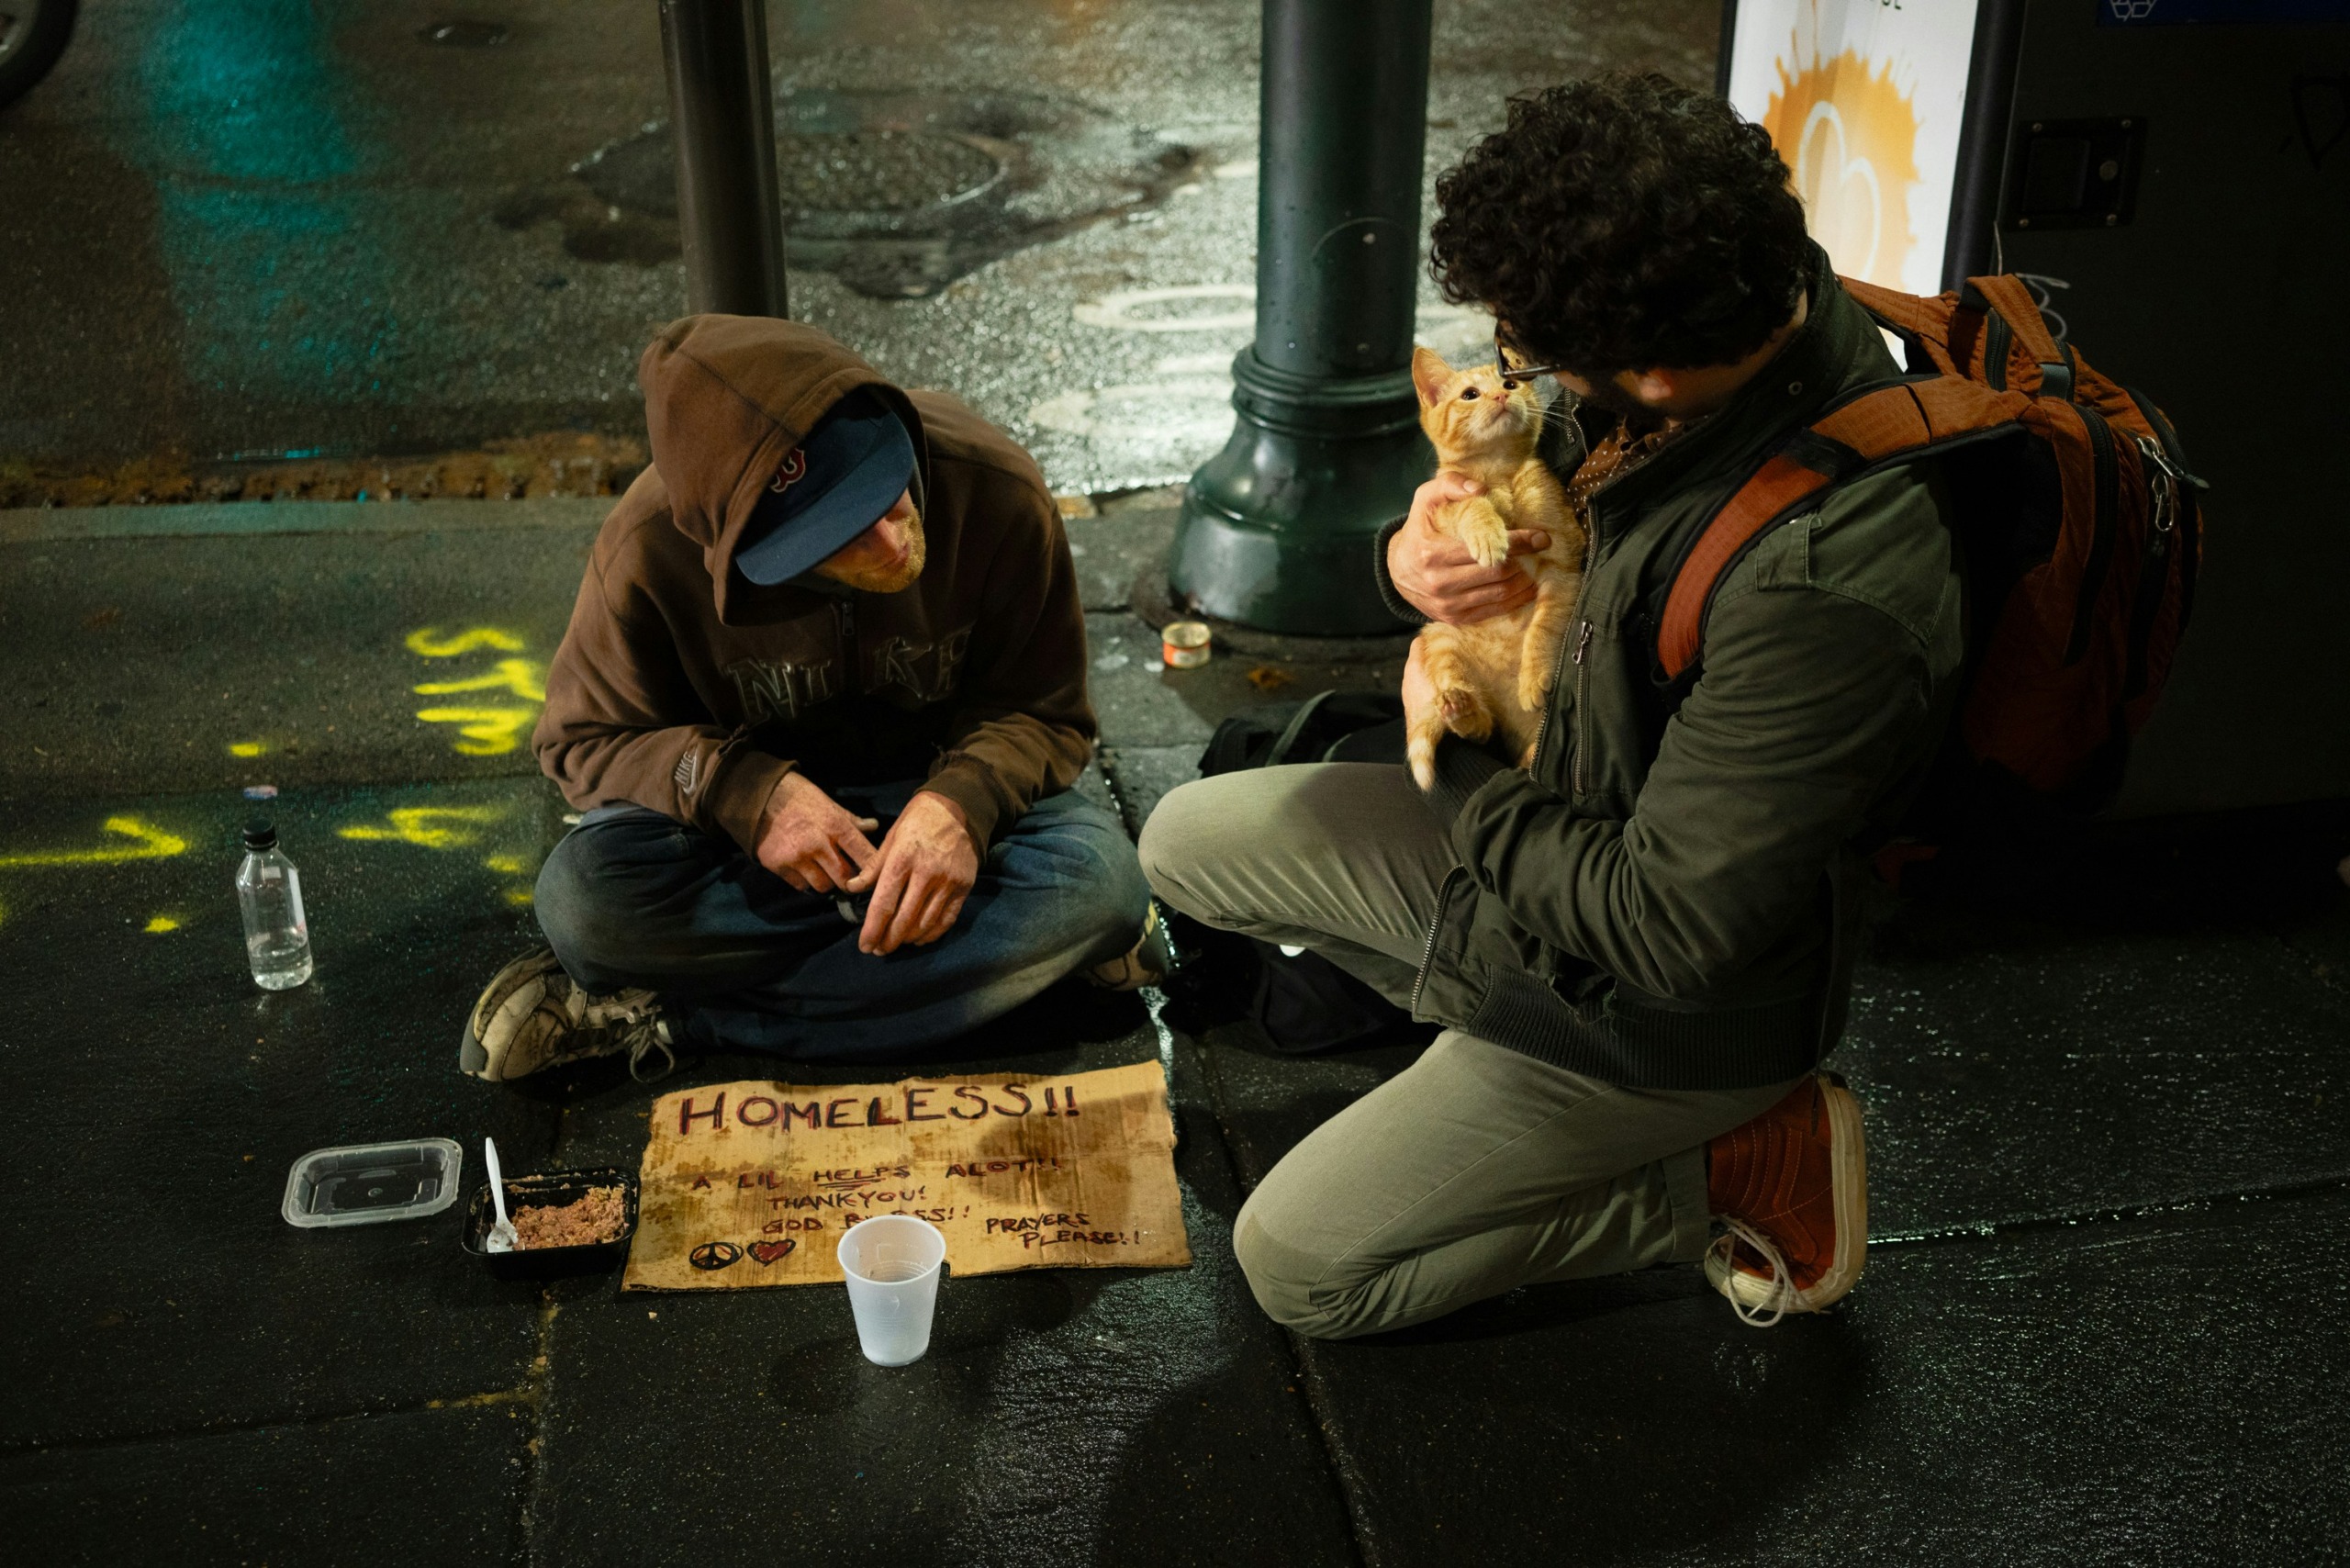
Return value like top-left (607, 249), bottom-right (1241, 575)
top-left (1725, 0), bottom-right (1981, 294)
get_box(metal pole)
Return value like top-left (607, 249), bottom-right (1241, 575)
top-left (1167, 0), bottom-right (1436, 634)
top-left (658, 0), bottom-right (789, 318)
top-left (1942, 0), bottom-right (2026, 289)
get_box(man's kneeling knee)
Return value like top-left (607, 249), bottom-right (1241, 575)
top-left (1232, 1207), bottom-right (1373, 1341)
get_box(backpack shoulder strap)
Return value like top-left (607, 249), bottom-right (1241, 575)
top-left (1840, 275), bottom-right (1963, 376)
top-left (1839, 275), bottom-right (1942, 334)
top-left (1655, 378), bottom-right (2024, 680)
top-left (1965, 274), bottom-right (2063, 364)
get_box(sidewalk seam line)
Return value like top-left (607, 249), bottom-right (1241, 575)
top-left (3, 1387), bottom-right (535, 1457)
top-left (1873, 1172), bottom-right (2350, 1248)
top-left (1186, 1031), bottom-right (1374, 1568)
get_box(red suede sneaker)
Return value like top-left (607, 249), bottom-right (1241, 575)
top-left (1703, 1071), bottom-right (1868, 1327)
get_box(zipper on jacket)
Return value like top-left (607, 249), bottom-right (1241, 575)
top-left (1407, 868), bottom-right (1465, 1016)
top-left (1528, 614), bottom-right (1583, 770)
top-left (834, 599), bottom-right (859, 687)
top-left (1569, 621), bottom-right (1595, 796)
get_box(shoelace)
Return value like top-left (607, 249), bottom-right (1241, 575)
top-left (556, 987), bottom-right (677, 1082)
top-left (1708, 1215), bottom-right (1797, 1329)
top-left (627, 1024), bottom-right (677, 1084)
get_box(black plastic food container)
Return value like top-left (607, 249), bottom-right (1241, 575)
top-left (461, 1167), bottom-right (640, 1279)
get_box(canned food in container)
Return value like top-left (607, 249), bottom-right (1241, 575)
top-left (1162, 621), bottom-right (1212, 669)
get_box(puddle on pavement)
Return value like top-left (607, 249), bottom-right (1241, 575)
top-left (497, 88), bottom-right (1208, 297)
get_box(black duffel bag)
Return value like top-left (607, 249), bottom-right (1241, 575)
top-left (1189, 691), bottom-right (1426, 1055)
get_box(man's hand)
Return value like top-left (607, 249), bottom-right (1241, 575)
top-left (1388, 473), bottom-right (1552, 625)
top-left (754, 771), bottom-right (881, 893)
top-left (1401, 634), bottom-right (1435, 719)
top-left (856, 791), bottom-right (979, 956)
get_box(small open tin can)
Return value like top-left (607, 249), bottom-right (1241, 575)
top-left (461, 1166), bottom-right (640, 1279)
top-left (1161, 621), bottom-right (1212, 669)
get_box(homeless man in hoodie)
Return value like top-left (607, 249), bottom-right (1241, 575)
top-left (457, 317), bottom-right (1155, 1083)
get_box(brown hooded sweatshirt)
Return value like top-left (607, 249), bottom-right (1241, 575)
top-left (533, 315), bottom-right (1094, 854)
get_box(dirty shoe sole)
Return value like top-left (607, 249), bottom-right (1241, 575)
top-left (459, 948), bottom-right (565, 1081)
top-left (1707, 1071), bottom-right (1869, 1314)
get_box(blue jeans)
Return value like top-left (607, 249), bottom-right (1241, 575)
top-left (533, 782), bottom-right (1150, 1060)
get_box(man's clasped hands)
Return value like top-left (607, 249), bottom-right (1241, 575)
top-left (755, 772), bottom-right (979, 958)
top-left (752, 474), bottom-right (1554, 961)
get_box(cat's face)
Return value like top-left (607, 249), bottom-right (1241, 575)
top-left (1411, 346), bottom-right (1541, 460)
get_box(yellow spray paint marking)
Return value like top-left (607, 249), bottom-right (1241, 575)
top-left (482, 854), bottom-right (527, 874)
top-left (406, 627), bottom-right (527, 658)
top-left (413, 706), bottom-right (538, 756)
top-left (503, 888), bottom-right (535, 906)
top-left (228, 741), bottom-right (268, 758)
top-left (0, 816), bottom-right (189, 869)
top-left (144, 914), bottom-right (184, 934)
top-left (412, 659), bottom-right (546, 702)
top-left (338, 805), bottom-right (503, 850)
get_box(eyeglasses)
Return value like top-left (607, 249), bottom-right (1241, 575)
top-left (1494, 330), bottom-right (1568, 389)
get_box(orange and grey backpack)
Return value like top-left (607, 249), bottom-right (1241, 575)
top-left (1653, 272), bottom-right (2207, 829)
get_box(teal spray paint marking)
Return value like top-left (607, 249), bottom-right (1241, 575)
top-left (135, 2), bottom-right (395, 411)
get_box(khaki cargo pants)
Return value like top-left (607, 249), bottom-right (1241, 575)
top-left (1138, 763), bottom-right (1796, 1340)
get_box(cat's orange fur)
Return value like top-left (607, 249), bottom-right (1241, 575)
top-left (1404, 345), bottom-right (1586, 791)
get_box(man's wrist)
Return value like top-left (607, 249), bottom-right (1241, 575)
top-left (1373, 514), bottom-right (1431, 627)
top-left (909, 789), bottom-right (970, 832)
top-left (755, 767), bottom-right (803, 837)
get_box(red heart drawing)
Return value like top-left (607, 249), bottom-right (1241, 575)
top-left (748, 1238), bottom-right (796, 1265)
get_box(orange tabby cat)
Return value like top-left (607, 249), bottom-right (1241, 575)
top-left (1404, 345), bottom-right (1585, 790)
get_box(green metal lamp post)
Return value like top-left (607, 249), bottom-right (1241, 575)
top-left (1168, 0), bottom-right (1436, 634)
top-left (658, 0), bottom-right (790, 318)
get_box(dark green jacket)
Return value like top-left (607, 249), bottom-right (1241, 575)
top-left (1383, 259), bottom-right (1964, 1090)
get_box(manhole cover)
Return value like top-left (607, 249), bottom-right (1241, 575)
top-left (777, 130), bottom-right (1002, 214)
top-left (500, 89), bottom-right (1202, 298)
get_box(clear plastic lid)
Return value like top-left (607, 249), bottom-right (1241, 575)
top-left (282, 1138), bottom-right (464, 1228)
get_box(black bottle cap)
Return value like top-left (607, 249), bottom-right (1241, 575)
top-left (242, 819), bottom-right (278, 851)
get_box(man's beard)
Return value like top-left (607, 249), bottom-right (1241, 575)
top-left (1566, 375), bottom-right (1649, 422)
top-left (812, 506), bottom-right (926, 594)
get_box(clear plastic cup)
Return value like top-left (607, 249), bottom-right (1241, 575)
top-left (836, 1215), bottom-right (946, 1366)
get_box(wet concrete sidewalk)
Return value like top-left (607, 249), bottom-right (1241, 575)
top-left (3, 497), bottom-right (2347, 1567)
top-left (1, 0), bottom-right (1701, 503)
top-left (8, 0), bottom-right (2350, 1560)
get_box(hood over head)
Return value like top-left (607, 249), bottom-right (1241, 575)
top-left (639, 315), bottom-right (930, 623)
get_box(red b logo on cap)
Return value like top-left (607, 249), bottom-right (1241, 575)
top-left (768, 448), bottom-right (809, 493)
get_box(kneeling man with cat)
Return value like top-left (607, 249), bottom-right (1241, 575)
top-left (1144, 73), bottom-right (1959, 1332)
top-left (461, 316), bottom-right (1153, 1083)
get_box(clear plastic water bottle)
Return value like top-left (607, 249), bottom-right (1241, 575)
top-left (236, 818), bottom-right (313, 991)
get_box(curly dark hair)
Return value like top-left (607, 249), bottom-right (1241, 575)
top-left (1430, 73), bottom-right (1810, 377)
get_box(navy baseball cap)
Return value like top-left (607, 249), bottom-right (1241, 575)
top-left (734, 389), bottom-right (918, 587)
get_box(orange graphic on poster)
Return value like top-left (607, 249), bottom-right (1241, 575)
top-left (1762, 50), bottom-right (1921, 289)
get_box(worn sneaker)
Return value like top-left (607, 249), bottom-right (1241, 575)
top-left (1702, 1070), bottom-right (1868, 1327)
top-left (460, 947), bottom-right (677, 1083)
top-left (1083, 902), bottom-right (1170, 991)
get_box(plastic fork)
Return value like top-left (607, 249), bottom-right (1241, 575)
top-left (484, 1137), bottom-right (519, 1253)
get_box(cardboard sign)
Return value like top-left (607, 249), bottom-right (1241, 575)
top-left (621, 1060), bottom-right (1191, 1290)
